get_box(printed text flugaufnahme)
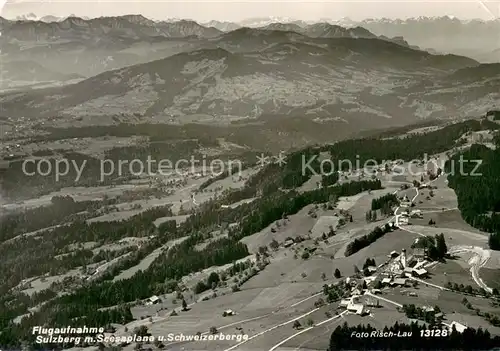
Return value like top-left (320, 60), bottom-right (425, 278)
top-left (32, 326), bottom-right (105, 335)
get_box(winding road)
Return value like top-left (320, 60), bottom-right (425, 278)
top-left (447, 246), bottom-right (493, 293)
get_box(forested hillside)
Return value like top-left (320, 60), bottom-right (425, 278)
top-left (447, 139), bottom-right (500, 250)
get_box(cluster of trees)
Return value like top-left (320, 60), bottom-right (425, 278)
top-left (328, 321), bottom-right (500, 350)
top-left (446, 283), bottom-right (499, 298)
top-left (362, 258), bottom-right (376, 270)
top-left (194, 271), bottom-right (223, 294)
top-left (317, 228), bottom-right (336, 243)
top-left (193, 260), bottom-right (259, 295)
top-left (402, 304), bottom-right (442, 324)
top-left (323, 281), bottom-right (350, 303)
top-left (411, 234), bottom-right (447, 261)
top-left (365, 210), bottom-right (379, 222)
top-left (433, 233), bottom-right (448, 259)
top-left (460, 297), bottom-right (500, 327)
top-left (371, 193), bottom-right (399, 212)
top-left (446, 144), bottom-right (500, 250)
top-left (226, 260), bottom-right (254, 277)
top-left (345, 223), bottom-right (393, 256)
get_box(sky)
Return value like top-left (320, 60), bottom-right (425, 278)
top-left (1, 0), bottom-right (499, 21)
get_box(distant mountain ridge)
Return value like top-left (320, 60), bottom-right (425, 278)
top-left (0, 15), bottom-right (418, 88)
top-left (205, 16), bottom-right (500, 62)
top-left (0, 15), bottom-right (418, 51)
top-left (1, 15), bottom-right (223, 40)
top-left (1, 14), bottom-right (497, 93)
top-left (5, 14), bottom-right (498, 62)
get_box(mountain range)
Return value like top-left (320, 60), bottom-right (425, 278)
top-left (1, 14), bottom-right (499, 149)
top-left (1, 15), bottom-right (498, 91)
top-left (208, 16), bottom-right (500, 62)
top-left (0, 15), bottom-right (417, 89)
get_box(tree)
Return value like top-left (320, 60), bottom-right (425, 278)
top-left (258, 246), bottom-right (269, 255)
top-left (209, 326), bottom-right (218, 334)
top-left (489, 233), bottom-right (500, 250)
top-left (270, 239), bottom-right (279, 250)
top-left (321, 272), bottom-right (326, 281)
top-left (292, 320), bottom-right (301, 329)
top-left (334, 268), bottom-right (341, 278)
top-left (154, 339), bottom-right (165, 349)
top-left (306, 318), bottom-right (314, 327)
top-left (207, 272), bottom-right (220, 287)
top-left (194, 281), bottom-right (208, 294)
top-left (134, 325), bottom-right (149, 337)
top-left (435, 233), bottom-right (447, 258)
top-left (181, 298), bottom-right (188, 311)
top-left (328, 226), bottom-right (336, 237)
top-left (314, 298), bottom-right (325, 308)
top-left (354, 265), bottom-right (360, 274)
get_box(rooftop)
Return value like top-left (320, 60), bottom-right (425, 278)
top-left (414, 268), bottom-right (427, 275)
top-left (449, 321), bottom-right (467, 333)
top-left (347, 303), bottom-right (365, 314)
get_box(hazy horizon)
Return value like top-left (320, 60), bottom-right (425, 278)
top-left (1, 0), bottom-right (499, 22)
